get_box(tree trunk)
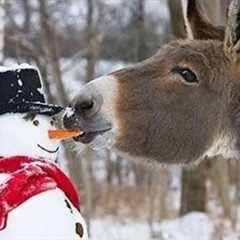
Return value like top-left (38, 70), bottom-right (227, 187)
top-left (37, 62), bottom-right (55, 104)
top-left (64, 145), bottom-right (83, 192)
top-left (158, 168), bottom-right (168, 220)
top-left (180, 160), bottom-right (208, 215)
top-left (168, 0), bottom-right (185, 38)
top-left (133, 162), bottom-right (148, 186)
top-left (105, 150), bottom-right (113, 185)
top-left (0, 0), bottom-right (5, 64)
top-left (115, 155), bottom-right (123, 186)
top-left (134, 0), bottom-right (146, 61)
top-left (232, 160), bottom-right (240, 228)
top-left (85, 0), bottom-right (95, 82)
top-left (147, 171), bottom-right (156, 237)
top-left (80, 147), bottom-right (95, 234)
top-left (210, 158), bottom-right (231, 219)
top-left (22, 0), bottom-right (31, 33)
top-left (39, 0), bottom-right (68, 106)
top-left (85, 0), bottom-right (104, 83)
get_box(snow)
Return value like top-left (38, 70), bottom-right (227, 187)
top-left (0, 63), bottom-right (37, 73)
top-left (90, 213), bottom-right (214, 240)
top-left (90, 217), bottom-right (155, 240)
top-left (89, 213), bottom-right (240, 240)
top-left (159, 213), bottom-right (214, 240)
top-left (65, 107), bottom-right (75, 118)
top-left (0, 174), bottom-right (9, 184)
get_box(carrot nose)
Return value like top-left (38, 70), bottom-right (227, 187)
top-left (48, 129), bottom-right (82, 140)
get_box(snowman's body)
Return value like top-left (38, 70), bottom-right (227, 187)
top-left (0, 114), bottom-right (88, 240)
top-left (0, 188), bottom-right (86, 240)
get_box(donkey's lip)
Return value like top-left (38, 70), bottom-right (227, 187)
top-left (73, 128), bottom-right (112, 144)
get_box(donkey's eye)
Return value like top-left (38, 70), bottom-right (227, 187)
top-left (172, 66), bottom-right (198, 85)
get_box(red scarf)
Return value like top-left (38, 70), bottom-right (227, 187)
top-left (0, 156), bottom-right (80, 231)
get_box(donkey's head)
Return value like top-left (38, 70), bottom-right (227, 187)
top-left (64, 0), bottom-right (240, 164)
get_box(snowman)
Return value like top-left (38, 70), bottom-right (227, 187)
top-left (0, 64), bottom-right (88, 240)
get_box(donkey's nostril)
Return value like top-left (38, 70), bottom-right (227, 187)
top-left (63, 114), bottom-right (78, 129)
top-left (75, 100), bottom-right (94, 112)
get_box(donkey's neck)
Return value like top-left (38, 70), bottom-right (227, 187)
top-left (205, 130), bottom-right (238, 160)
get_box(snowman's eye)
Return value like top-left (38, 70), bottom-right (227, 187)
top-left (33, 119), bottom-right (39, 126)
top-left (50, 120), bottom-right (55, 126)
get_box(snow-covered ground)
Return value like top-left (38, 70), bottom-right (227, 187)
top-left (90, 213), bottom-right (214, 240)
top-left (90, 213), bottom-right (240, 240)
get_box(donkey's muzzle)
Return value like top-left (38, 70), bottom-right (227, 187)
top-left (63, 83), bottom-right (112, 144)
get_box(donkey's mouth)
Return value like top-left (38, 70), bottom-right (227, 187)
top-left (73, 128), bottom-right (112, 144)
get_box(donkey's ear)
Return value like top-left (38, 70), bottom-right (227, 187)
top-left (224, 0), bottom-right (240, 63)
top-left (181, 0), bottom-right (224, 40)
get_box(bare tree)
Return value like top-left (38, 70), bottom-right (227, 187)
top-left (134, 0), bottom-right (146, 61)
top-left (85, 0), bottom-right (95, 82)
top-left (168, 0), bottom-right (185, 38)
top-left (39, 0), bottom-right (68, 106)
top-left (209, 157), bottom-right (232, 219)
top-left (180, 161), bottom-right (208, 215)
top-left (0, 0), bottom-right (6, 64)
top-left (21, 0), bottom-right (31, 33)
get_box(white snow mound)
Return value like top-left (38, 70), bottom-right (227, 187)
top-left (159, 212), bottom-right (214, 240)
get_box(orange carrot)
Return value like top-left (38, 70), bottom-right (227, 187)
top-left (48, 129), bottom-right (82, 140)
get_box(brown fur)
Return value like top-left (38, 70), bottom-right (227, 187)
top-left (113, 40), bottom-right (232, 163)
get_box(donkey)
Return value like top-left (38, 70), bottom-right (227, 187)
top-left (63, 0), bottom-right (240, 165)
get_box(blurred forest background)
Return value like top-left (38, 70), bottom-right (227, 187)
top-left (1, 0), bottom-right (240, 239)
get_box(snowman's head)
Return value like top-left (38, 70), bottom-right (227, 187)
top-left (0, 113), bottom-right (59, 162)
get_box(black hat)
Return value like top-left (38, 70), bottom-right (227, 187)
top-left (0, 65), bottom-right (63, 116)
